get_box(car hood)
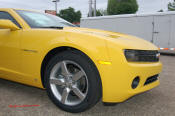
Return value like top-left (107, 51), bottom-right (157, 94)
top-left (64, 27), bottom-right (158, 50)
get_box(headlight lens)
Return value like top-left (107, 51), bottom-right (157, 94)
top-left (124, 49), bottom-right (160, 62)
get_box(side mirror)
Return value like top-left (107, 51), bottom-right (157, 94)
top-left (0, 19), bottom-right (20, 31)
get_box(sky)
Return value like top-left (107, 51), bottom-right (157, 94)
top-left (0, 0), bottom-right (174, 17)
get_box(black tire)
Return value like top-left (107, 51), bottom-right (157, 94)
top-left (44, 50), bottom-right (102, 113)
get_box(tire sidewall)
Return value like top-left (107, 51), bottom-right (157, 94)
top-left (44, 50), bottom-right (101, 113)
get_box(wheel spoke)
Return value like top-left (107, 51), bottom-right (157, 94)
top-left (61, 61), bottom-right (70, 76)
top-left (50, 60), bottom-right (88, 106)
top-left (61, 88), bottom-right (70, 104)
top-left (72, 71), bottom-right (85, 82)
top-left (50, 78), bottom-right (65, 86)
top-left (72, 86), bottom-right (85, 101)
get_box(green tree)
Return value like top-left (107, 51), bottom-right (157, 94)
top-left (96, 9), bottom-right (103, 16)
top-left (107, 0), bottom-right (139, 15)
top-left (57, 7), bottom-right (82, 23)
top-left (168, 0), bottom-right (175, 11)
top-left (96, 9), bottom-right (107, 16)
top-left (88, 9), bottom-right (107, 17)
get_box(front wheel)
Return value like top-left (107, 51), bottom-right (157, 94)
top-left (44, 50), bottom-right (102, 113)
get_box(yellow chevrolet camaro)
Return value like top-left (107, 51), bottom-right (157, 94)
top-left (0, 8), bottom-right (162, 113)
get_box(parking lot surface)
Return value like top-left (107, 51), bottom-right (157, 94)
top-left (0, 55), bottom-right (175, 116)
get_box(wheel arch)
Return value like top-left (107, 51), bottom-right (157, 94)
top-left (40, 46), bottom-right (102, 95)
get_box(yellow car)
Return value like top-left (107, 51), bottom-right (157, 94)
top-left (0, 8), bottom-right (162, 113)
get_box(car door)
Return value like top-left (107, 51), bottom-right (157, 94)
top-left (0, 11), bottom-right (22, 80)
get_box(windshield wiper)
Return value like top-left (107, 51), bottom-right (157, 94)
top-left (40, 26), bottom-right (64, 29)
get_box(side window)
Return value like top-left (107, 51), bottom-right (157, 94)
top-left (0, 11), bottom-right (21, 28)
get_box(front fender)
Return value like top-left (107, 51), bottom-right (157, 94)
top-left (39, 32), bottom-right (111, 89)
top-left (42, 33), bottom-right (110, 66)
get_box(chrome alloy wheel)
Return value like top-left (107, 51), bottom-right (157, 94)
top-left (49, 60), bottom-right (88, 106)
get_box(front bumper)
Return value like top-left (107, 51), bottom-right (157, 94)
top-left (98, 60), bottom-right (162, 103)
top-left (96, 35), bottom-right (163, 103)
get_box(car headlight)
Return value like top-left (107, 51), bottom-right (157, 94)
top-left (124, 49), bottom-right (160, 62)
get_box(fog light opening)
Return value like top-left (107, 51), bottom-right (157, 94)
top-left (132, 76), bottom-right (140, 89)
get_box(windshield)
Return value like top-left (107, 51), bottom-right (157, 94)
top-left (16, 10), bottom-right (76, 28)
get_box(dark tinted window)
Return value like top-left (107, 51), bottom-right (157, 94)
top-left (0, 11), bottom-right (21, 28)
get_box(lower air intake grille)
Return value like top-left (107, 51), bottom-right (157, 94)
top-left (144, 74), bottom-right (159, 85)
